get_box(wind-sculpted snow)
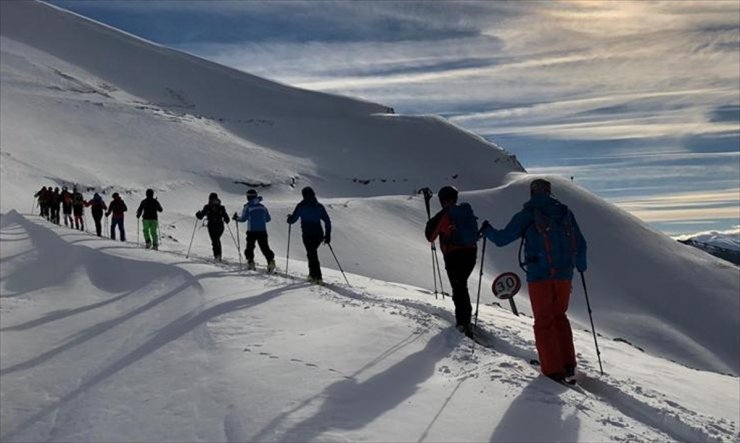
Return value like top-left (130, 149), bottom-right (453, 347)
top-left (1, 215), bottom-right (737, 442)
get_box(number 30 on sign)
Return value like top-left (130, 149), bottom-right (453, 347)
top-left (492, 272), bottom-right (521, 300)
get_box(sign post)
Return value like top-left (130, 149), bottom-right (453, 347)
top-left (492, 272), bottom-right (521, 316)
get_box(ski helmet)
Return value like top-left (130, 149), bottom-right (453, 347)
top-left (209, 192), bottom-right (219, 202)
top-left (112, 192), bottom-right (120, 199)
top-left (246, 189), bottom-right (258, 200)
top-left (146, 188), bottom-right (154, 198)
top-left (438, 185), bottom-right (459, 204)
top-left (530, 179), bottom-right (551, 196)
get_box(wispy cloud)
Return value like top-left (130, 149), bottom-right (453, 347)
top-left (53, 0), bottom-right (740, 233)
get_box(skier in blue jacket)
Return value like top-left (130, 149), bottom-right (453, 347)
top-left (287, 187), bottom-right (331, 283)
top-left (234, 189), bottom-right (275, 272)
top-left (480, 179), bottom-right (587, 382)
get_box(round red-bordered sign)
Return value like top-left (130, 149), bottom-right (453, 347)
top-left (492, 272), bottom-right (522, 300)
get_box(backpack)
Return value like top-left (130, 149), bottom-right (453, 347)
top-left (520, 206), bottom-right (577, 276)
top-left (72, 192), bottom-right (84, 206)
top-left (446, 203), bottom-right (479, 247)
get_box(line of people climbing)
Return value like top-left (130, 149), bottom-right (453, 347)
top-left (33, 186), bottom-right (162, 248)
top-left (33, 179), bottom-right (586, 383)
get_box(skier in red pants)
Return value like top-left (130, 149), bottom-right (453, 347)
top-left (481, 179), bottom-right (587, 383)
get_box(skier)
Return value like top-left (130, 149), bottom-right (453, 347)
top-left (85, 193), bottom-right (107, 237)
top-left (287, 187), bottom-right (330, 283)
top-left (71, 187), bottom-right (85, 231)
top-left (136, 188), bottom-right (163, 250)
top-left (106, 192), bottom-right (127, 241)
top-left (34, 186), bottom-right (49, 218)
top-left (196, 192), bottom-right (230, 262)
top-left (61, 186), bottom-right (74, 227)
top-left (234, 189), bottom-right (275, 272)
top-left (50, 187), bottom-right (62, 224)
top-left (480, 179), bottom-right (587, 383)
top-left (424, 186), bottom-right (479, 339)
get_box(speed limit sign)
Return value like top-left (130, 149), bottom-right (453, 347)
top-left (492, 272), bottom-right (522, 300)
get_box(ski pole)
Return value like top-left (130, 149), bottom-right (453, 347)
top-left (433, 244), bottom-right (446, 298)
top-left (185, 218), bottom-right (198, 258)
top-left (226, 222), bottom-right (239, 262)
top-left (473, 238), bottom-right (487, 333)
top-left (31, 198), bottom-right (36, 216)
top-left (428, 246), bottom-right (438, 299)
top-left (419, 187), bottom-right (445, 299)
top-left (327, 243), bottom-right (351, 287)
top-left (580, 271), bottom-right (604, 375)
top-left (137, 218), bottom-right (140, 246)
top-left (286, 224), bottom-right (291, 275)
top-left (234, 220), bottom-right (242, 269)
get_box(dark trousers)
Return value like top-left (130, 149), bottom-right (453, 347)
top-left (443, 248), bottom-right (477, 327)
top-left (51, 205), bottom-right (60, 224)
top-left (93, 213), bottom-right (103, 237)
top-left (246, 231), bottom-right (274, 262)
top-left (63, 207), bottom-right (73, 227)
top-left (111, 217), bottom-right (125, 241)
top-left (302, 234), bottom-right (323, 279)
top-left (208, 225), bottom-right (225, 259)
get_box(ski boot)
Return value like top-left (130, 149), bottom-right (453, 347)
top-left (267, 260), bottom-right (276, 273)
top-left (247, 261), bottom-right (256, 271)
top-left (145, 241), bottom-right (151, 249)
top-left (456, 324), bottom-right (474, 340)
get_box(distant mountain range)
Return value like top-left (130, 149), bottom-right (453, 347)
top-left (676, 228), bottom-right (740, 266)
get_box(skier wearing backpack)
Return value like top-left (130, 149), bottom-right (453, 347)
top-left (136, 189), bottom-right (163, 250)
top-left (61, 186), bottom-right (73, 227)
top-left (234, 189), bottom-right (276, 272)
top-left (86, 193), bottom-right (107, 237)
top-left (71, 187), bottom-right (85, 231)
top-left (425, 186), bottom-right (479, 339)
top-left (480, 179), bottom-right (587, 383)
top-left (106, 192), bottom-right (127, 241)
top-left (197, 192), bottom-right (230, 262)
top-left (287, 187), bottom-right (330, 283)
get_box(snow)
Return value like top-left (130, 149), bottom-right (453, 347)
top-left (2, 213), bottom-right (738, 442)
top-left (1, 1), bottom-right (739, 441)
top-left (675, 227), bottom-right (740, 253)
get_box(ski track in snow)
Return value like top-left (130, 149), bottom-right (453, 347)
top-left (1, 214), bottom-right (737, 442)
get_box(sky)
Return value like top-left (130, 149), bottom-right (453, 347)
top-left (52, 0), bottom-right (740, 236)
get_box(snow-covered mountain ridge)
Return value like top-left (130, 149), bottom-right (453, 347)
top-left (1, 2), bottom-right (739, 441)
top-left (676, 228), bottom-right (740, 266)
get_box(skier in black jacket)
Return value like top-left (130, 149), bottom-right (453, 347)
top-left (136, 188), bottom-right (163, 250)
top-left (196, 192), bottom-right (230, 261)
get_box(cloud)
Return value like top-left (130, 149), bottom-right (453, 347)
top-left (53, 0), bottom-right (740, 232)
top-left (611, 189), bottom-right (739, 223)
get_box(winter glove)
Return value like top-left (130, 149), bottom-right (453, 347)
top-left (195, 211), bottom-right (203, 220)
top-left (323, 234), bottom-right (331, 245)
top-left (577, 264), bottom-right (587, 273)
top-left (232, 212), bottom-right (239, 221)
top-left (286, 214), bottom-right (293, 223)
top-left (478, 220), bottom-right (491, 237)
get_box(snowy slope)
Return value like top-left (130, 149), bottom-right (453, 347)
top-left (0, 2), bottom-right (739, 440)
top-left (2, 213), bottom-right (738, 443)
